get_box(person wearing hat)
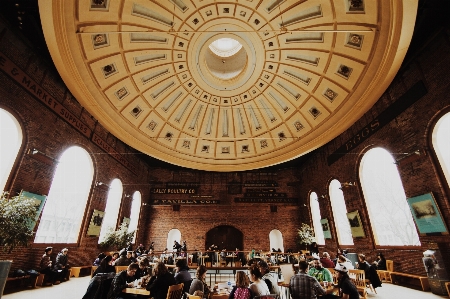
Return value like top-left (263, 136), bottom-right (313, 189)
top-left (334, 263), bottom-right (359, 299)
top-left (257, 260), bottom-right (280, 296)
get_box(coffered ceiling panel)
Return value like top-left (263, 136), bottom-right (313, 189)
top-left (39, 0), bottom-right (418, 171)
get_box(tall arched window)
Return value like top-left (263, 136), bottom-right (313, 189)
top-left (34, 146), bottom-right (94, 243)
top-left (360, 147), bottom-right (420, 246)
top-left (432, 111), bottom-right (450, 188)
top-left (167, 229), bottom-right (181, 251)
top-left (0, 108), bottom-right (23, 191)
top-left (329, 179), bottom-right (354, 245)
top-left (269, 229), bottom-right (284, 252)
top-left (128, 191), bottom-right (142, 243)
top-left (310, 192), bottom-right (325, 245)
top-left (98, 178), bottom-right (123, 243)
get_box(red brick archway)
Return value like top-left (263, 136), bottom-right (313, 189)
top-left (205, 225), bottom-right (243, 251)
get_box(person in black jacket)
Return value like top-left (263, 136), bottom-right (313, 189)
top-left (93, 255), bottom-right (116, 276)
top-left (54, 248), bottom-right (70, 281)
top-left (375, 253), bottom-right (387, 270)
top-left (107, 263), bottom-right (139, 299)
top-left (146, 262), bottom-right (176, 299)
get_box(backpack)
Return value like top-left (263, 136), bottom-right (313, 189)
top-left (234, 287), bottom-right (251, 299)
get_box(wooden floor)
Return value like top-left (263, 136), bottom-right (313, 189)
top-left (2, 276), bottom-right (448, 299)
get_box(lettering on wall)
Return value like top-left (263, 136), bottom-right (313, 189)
top-left (0, 53), bottom-right (92, 138)
top-left (151, 199), bottom-right (219, 205)
top-left (327, 80), bottom-right (427, 165)
top-left (235, 198), bottom-right (298, 204)
top-left (151, 188), bottom-right (197, 194)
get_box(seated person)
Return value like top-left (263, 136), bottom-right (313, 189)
top-left (357, 254), bottom-right (382, 289)
top-left (248, 265), bottom-right (270, 296)
top-left (257, 260), bottom-right (280, 296)
top-left (319, 252), bottom-right (335, 269)
top-left (228, 271), bottom-right (254, 299)
top-left (93, 255), bottom-right (116, 276)
top-left (111, 252), bottom-right (119, 265)
top-left (334, 263), bottom-right (359, 299)
top-left (94, 253), bottom-right (106, 266)
top-left (54, 248), bottom-right (70, 281)
top-left (375, 253), bottom-right (387, 270)
top-left (114, 251), bottom-right (132, 266)
top-left (189, 265), bottom-right (211, 299)
top-left (135, 257), bottom-right (151, 280)
top-left (40, 247), bottom-right (59, 285)
top-left (146, 262), bottom-right (176, 299)
top-left (337, 255), bottom-right (354, 270)
top-left (307, 258), bottom-right (333, 283)
top-left (135, 244), bottom-right (146, 256)
top-left (107, 263), bottom-right (139, 299)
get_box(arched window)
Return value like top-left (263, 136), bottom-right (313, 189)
top-left (34, 146), bottom-right (94, 243)
top-left (329, 179), bottom-right (354, 245)
top-left (360, 147), bottom-right (420, 245)
top-left (432, 111), bottom-right (450, 189)
top-left (128, 191), bottom-right (142, 243)
top-left (269, 229), bottom-right (284, 252)
top-left (310, 192), bottom-right (325, 245)
top-left (0, 108), bottom-right (23, 191)
top-left (167, 229), bottom-right (181, 251)
top-left (98, 178), bottom-right (123, 243)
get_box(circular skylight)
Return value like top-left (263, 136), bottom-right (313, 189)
top-left (209, 38), bottom-right (243, 57)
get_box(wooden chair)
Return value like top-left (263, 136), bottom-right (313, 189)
top-left (327, 268), bottom-right (339, 285)
top-left (211, 295), bottom-right (229, 299)
top-left (188, 295), bottom-right (201, 299)
top-left (386, 260), bottom-right (394, 272)
top-left (166, 283), bottom-right (184, 299)
top-left (115, 266), bottom-right (128, 273)
top-left (349, 269), bottom-right (367, 299)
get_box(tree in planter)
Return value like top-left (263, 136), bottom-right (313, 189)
top-left (297, 223), bottom-right (316, 251)
top-left (0, 191), bottom-right (36, 253)
top-left (99, 222), bottom-right (135, 251)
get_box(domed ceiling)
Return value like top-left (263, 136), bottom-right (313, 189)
top-left (39, 0), bottom-right (417, 171)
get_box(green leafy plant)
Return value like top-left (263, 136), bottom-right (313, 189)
top-left (297, 223), bottom-right (316, 249)
top-left (0, 191), bottom-right (36, 253)
top-left (99, 222), bottom-right (135, 250)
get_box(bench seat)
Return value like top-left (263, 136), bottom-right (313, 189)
top-left (71, 266), bottom-right (93, 278)
top-left (390, 272), bottom-right (430, 291)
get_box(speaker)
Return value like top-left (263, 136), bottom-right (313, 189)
top-left (270, 205), bottom-right (277, 212)
top-left (173, 205), bottom-right (180, 211)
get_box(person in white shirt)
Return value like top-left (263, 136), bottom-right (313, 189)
top-left (249, 265), bottom-right (270, 296)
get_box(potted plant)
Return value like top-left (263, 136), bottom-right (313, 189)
top-left (297, 223), bottom-right (316, 252)
top-left (0, 191), bottom-right (37, 296)
top-left (99, 222), bottom-right (135, 251)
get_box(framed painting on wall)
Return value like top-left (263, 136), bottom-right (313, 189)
top-left (321, 218), bottom-right (332, 239)
top-left (87, 209), bottom-right (104, 236)
top-left (407, 193), bottom-right (448, 235)
top-left (346, 210), bottom-right (366, 238)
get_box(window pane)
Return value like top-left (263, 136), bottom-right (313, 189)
top-left (128, 191), bottom-right (142, 243)
top-left (310, 192), bottom-right (325, 245)
top-left (329, 180), bottom-right (354, 245)
top-left (432, 112), bottom-right (450, 188)
top-left (35, 146), bottom-right (94, 243)
top-left (98, 178), bottom-right (123, 243)
top-left (359, 147), bottom-right (420, 246)
top-left (0, 109), bottom-right (22, 191)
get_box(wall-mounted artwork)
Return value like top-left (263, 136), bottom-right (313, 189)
top-left (346, 210), bottom-right (366, 238)
top-left (321, 218), bottom-right (331, 239)
top-left (407, 193), bottom-right (448, 235)
top-left (87, 209), bottom-right (104, 236)
top-left (19, 190), bottom-right (47, 230)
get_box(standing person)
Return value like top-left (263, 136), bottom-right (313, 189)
top-left (334, 263), bottom-right (359, 299)
top-left (107, 263), bottom-right (139, 299)
top-left (228, 271), bottom-right (254, 299)
top-left (189, 265), bottom-right (212, 299)
top-left (146, 262), bottom-right (176, 299)
top-left (308, 258), bottom-right (333, 283)
top-left (289, 260), bottom-right (325, 299)
top-left (257, 260), bottom-right (280, 296)
top-left (40, 246), bottom-right (59, 285)
top-left (54, 248), bottom-right (70, 281)
top-left (248, 265), bottom-right (270, 296)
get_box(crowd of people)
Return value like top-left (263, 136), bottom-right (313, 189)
top-left (75, 241), bottom-right (386, 299)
